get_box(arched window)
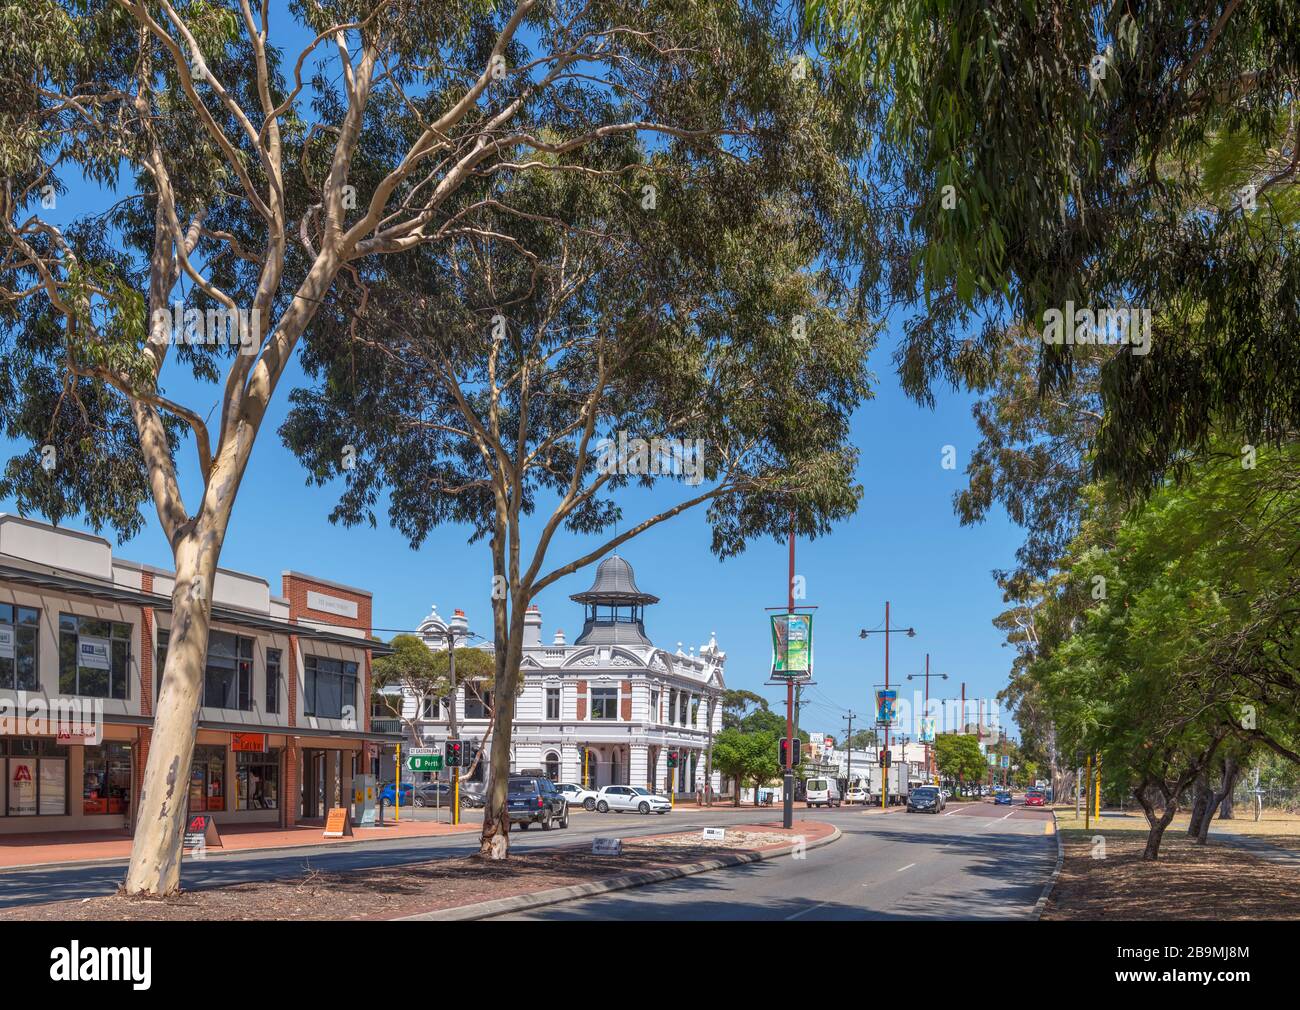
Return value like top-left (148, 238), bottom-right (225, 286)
top-left (544, 751), bottom-right (560, 781)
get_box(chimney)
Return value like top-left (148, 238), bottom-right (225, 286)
top-left (524, 605), bottom-right (542, 647)
top-left (552, 627), bottom-right (566, 647)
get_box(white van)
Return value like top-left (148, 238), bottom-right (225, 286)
top-left (804, 777), bottom-right (842, 808)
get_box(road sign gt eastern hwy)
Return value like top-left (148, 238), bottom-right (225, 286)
top-left (406, 747), bottom-right (443, 772)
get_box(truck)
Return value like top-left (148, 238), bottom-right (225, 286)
top-left (859, 765), bottom-right (910, 805)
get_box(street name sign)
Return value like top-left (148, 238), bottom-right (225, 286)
top-left (702, 827), bottom-right (725, 841)
top-left (592, 837), bottom-right (622, 855)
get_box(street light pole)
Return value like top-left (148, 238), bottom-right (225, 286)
top-left (841, 711), bottom-right (856, 792)
top-left (860, 603), bottom-right (916, 810)
top-left (783, 513), bottom-right (796, 830)
top-left (907, 654), bottom-right (947, 785)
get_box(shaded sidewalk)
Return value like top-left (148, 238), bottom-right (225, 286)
top-left (0, 816), bottom-right (479, 872)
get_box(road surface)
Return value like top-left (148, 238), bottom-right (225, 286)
top-left (495, 802), bottom-right (1057, 920)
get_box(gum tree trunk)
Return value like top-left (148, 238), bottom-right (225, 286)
top-left (123, 528), bottom-right (222, 894)
top-left (479, 603), bottom-right (526, 860)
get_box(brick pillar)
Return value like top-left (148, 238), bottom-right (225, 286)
top-left (282, 739), bottom-right (299, 828)
top-left (133, 728), bottom-right (151, 833)
top-left (575, 680), bottom-right (588, 720)
top-left (620, 680), bottom-right (632, 721)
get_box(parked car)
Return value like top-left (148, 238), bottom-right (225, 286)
top-left (845, 786), bottom-right (869, 804)
top-left (380, 782), bottom-right (414, 806)
top-left (595, 785), bottom-right (671, 814)
top-left (1025, 789), bottom-right (1045, 807)
top-left (804, 777), bottom-right (842, 808)
top-left (907, 785), bottom-right (945, 813)
top-left (555, 782), bottom-right (600, 811)
top-left (412, 781), bottom-right (485, 808)
top-left (507, 775), bottom-right (569, 830)
top-left (994, 790), bottom-right (1013, 805)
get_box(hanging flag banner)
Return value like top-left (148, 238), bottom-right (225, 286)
top-left (770, 613), bottom-right (813, 679)
top-left (874, 688), bottom-right (898, 725)
top-left (920, 717), bottom-right (936, 743)
top-left (77, 636), bottom-right (110, 670)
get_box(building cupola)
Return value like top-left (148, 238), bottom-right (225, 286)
top-left (569, 555), bottom-right (658, 647)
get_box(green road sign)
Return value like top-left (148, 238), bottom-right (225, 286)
top-left (407, 755), bottom-right (443, 772)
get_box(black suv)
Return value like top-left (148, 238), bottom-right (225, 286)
top-left (507, 776), bottom-right (569, 830)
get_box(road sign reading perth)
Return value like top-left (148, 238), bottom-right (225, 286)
top-left (407, 754), bottom-right (443, 771)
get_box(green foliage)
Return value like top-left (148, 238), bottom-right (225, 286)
top-left (712, 727), bottom-right (782, 797)
top-left (934, 733), bottom-right (985, 783)
top-left (807, 0), bottom-right (1300, 491)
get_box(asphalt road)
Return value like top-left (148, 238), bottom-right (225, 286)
top-left (0, 805), bottom-right (769, 910)
top-left (496, 802), bottom-right (1058, 921)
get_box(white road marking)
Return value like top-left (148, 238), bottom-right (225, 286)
top-left (896, 862), bottom-right (916, 872)
top-left (784, 901), bottom-right (832, 920)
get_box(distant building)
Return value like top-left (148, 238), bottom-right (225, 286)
top-left (392, 556), bottom-right (725, 794)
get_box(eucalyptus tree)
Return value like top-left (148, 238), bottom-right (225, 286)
top-left (280, 37), bottom-right (881, 856)
top-left (807, 0), bottom-right (1300, 491)
top-left (2, 0), bottom-right (836, 892)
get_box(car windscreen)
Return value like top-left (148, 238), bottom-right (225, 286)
top-left (807, 780), bottom-right (827, 791)
top-left (913, 787), bottom-right (938, 797)
top-left (507, 778), bottom-right (538, 793)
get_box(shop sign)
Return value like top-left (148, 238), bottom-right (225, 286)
top-left (307, 590), bottom-right (358, 619)
top-left (324, 806), bottom-right (353, 838)
top-left (77, 636), bottom-right (110, 670)
top-left (230, 733), bottom-right (266, 753)
top-left (182, 813), bottom-right (222, 850)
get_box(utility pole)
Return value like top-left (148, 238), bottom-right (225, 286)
top-left (842, 712), bottom-right (857, 789)
top-left (444, 608), bottom-right (469, 825)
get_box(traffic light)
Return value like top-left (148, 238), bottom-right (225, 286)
top-left (779, 737), bottom-right (802, 768)
top-left (667, 750), bottom-right (678, 769)
top-left (880, 749), bottom-right (891, 768)
top-left (445, 739), bottom-right (464, 767)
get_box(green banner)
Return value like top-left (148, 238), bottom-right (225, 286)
top-left (770, 613), bottom-right (813, 679)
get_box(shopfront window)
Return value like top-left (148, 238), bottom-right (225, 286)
top-left (304, 655), bottom-right (358, 720)
top-left (236, 749), bottom-right (280, 810)
top-left (188, 744), bottom-right (226, 813)
top-left (0, 604), bottom-right (39, 691)
top-left (1, 738), bottom-right (68, 816)
top-left (204, 631), bottom-right (254, 710)
top-left (59, 614), bottom-right (131, 699)
top-left (83, 742), bottom-right (132, 815)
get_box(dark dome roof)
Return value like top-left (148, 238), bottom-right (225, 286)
top-left (569, 555), bottom-right (659, 605)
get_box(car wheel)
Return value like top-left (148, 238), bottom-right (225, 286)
top-left (560, 807), bottom-right (570, 829)
top-left (541, 810), bottom-right (553, 830)
top-left (639, 802), bottom-right (650, 814)
top-left (596, 801), bottom-right (609, 813)
top-left (583, 797), bottom-right (596, 811)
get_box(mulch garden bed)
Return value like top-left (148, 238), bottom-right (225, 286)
top-left (1043, 828), bottom-right (1300, 920)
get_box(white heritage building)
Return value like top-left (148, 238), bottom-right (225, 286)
top-left (406, 556), bottom-right (726, 794)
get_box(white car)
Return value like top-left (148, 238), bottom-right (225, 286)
top-left (596, 785), bottom-right (671, 814)
top-left (845, 786), bottom-right (869, 804)
top-left (555, 782), bottom-right (600, 811)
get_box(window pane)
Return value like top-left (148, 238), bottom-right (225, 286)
top-left (17, 607), bottom-right (38, 626)
top-left (59, 631), bottom-right (78, 694)
top-left (7, 758), bottom-right (37, 815)
top-left (0, 604), bottom-right (11, 623)
top-left (111, 639), bottom-right (129, 700)
top-left (17, 626), bottom-right (38, 691)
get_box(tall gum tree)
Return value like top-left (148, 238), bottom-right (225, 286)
top-left (279, 29), bottom-right (886, 855)
top-left (0, 0), bottom-right (817, 892)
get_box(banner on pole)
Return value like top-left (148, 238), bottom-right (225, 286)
top-left (874, 688), bottom-right (898, 726)
top-left (920, 717), bottom-right (936, 743)
top-left (770, 613), bottom-right (813, 679)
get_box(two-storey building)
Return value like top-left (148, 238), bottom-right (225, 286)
top-left (402, 556), bottom-right (725, 795)
top-left (0, 514), bottom-right (393, 836)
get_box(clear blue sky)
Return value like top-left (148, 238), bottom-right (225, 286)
top-left (2, 20), bottom-right (1026, 743)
